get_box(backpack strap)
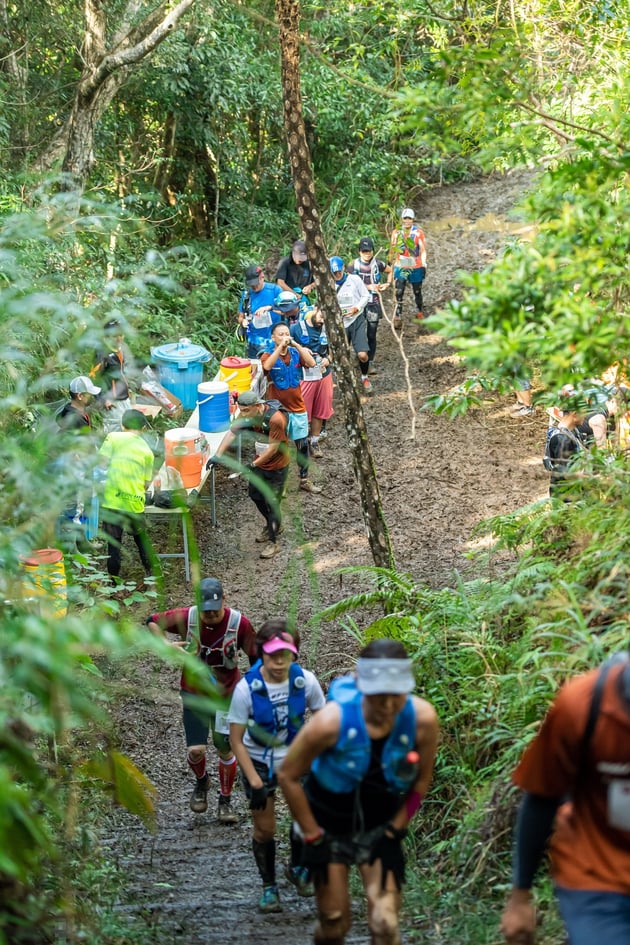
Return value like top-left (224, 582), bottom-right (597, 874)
top-left (186, 605), bottom-right (198, 643)
top-left (580, 653), bottom-right (628, 767)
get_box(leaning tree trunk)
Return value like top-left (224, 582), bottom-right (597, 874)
top-left (274, 0), bottom-right (395, 570)
top-left (49, 0), bottom-right (195, 185)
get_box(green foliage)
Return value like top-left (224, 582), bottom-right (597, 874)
top-left (327, 487), bottom-right (628, 938)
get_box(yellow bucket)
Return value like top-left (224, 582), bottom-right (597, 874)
top-left (20, 548), bottom-right (68, 618)
top-left (218, 357), bottom-right (252, 395)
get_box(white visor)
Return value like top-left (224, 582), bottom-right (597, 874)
top-left (355, 657), bottom-right (415, 695)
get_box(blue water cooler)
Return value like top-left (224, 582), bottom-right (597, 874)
top-left (150, 338), bottom-right (212, 410)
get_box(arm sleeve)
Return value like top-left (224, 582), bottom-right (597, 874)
top-left (512, 792), bottom-right (562, 889)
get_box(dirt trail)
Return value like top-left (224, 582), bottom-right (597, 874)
top-left (107, 169), bottom-right (548, 944)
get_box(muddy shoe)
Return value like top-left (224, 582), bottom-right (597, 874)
top-left (393, 316), bottom-right (403, 330)
top-left (190, 774), bottom-right (210, 813)
top-left (362, 376), bottom-right (373, 394)
top-left (309, 441), bottom-right (323, 459)
top-left (217, 793), bottom-right (238, 824)
top-left (260, 542), bottom-right (281, 559)
top-left (254, 527), bottom-right (271, 544)
top-left (299, 479), bottom-right (322, 495)
top-left (285, 863), bottom-right (314, 897)
top-left (368, 362), bottom-right (379, 375)
top-left (259, 884), bottom-right (282, 914)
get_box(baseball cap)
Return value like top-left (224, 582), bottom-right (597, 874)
top-left (237, 390), bottom-right (264, 407)
top-left (70, 375), bottom-right (101, 395)
top-left (245, 265), bottom-right (264, 286)
top-left (121, 409), bottom-right (148, 430)
top-left (199, 577), bottom-right (224, 611)
top-left (355, 657), bottom-right (415, 695)
top-left (401, 208), bottom-right (415, 219)
top-left (292, 239), bottom-right (308, 262)
top-left (359, 237), bottom-right (374, 252)
top-left (274, 290), bottom-right (300, 312)
top-left (262, 633), bottom-right (298, 656)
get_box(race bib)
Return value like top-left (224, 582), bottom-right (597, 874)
top-left (255, 440), bottom-right (268, 457)
top-left (397, 255), bottom-right (416, 269)
top-left (253, 309), bottom-right (272, 329)
top-left (214, 709), bottom-right (230, 735)
top-left (608, 780), bottom-right (630, 830)
top-left (302, 364), bottom-right (323, 381)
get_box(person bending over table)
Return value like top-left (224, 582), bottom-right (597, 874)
top-left (206, 390), bottom-right (290, 559)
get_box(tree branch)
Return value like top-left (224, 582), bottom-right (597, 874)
top-left (79, 0), bottom-right (194, 97)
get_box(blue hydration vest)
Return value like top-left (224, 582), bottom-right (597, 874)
top-left (267, 347), bottom-right (302, 390)
top-left (311, 674), bottom-right (417, 794)
top-left (245, 660), bottom-right (307, 750)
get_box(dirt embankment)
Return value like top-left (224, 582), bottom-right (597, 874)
top-left (106, 169), bottom-right (546, 944)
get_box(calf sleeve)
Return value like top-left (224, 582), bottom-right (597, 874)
top-left (218, 755), bottom-right (237, 796)
top-left (252, 838), bottom-right (276, 885)
top-left (186, 750), bottom-right (206, 780)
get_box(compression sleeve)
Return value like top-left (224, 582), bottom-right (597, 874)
top-left (512, 792), bottom-right (562, 889)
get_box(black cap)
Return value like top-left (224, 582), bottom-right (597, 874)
top-left (292, 239), bottom-right (308, 261)
top-left (199, 577), bottom-right (223, 611)
top-left (245, 265), bottom-right (263, 287)
top-left (359, 237), bottom-right (374, 252)
top-left (121, 409), bottom-right (148, 430)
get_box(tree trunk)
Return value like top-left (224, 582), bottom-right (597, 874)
top-left (274, 0), bottom-right (395, 570)
top-left (40, 0), bottom-right (194, 185)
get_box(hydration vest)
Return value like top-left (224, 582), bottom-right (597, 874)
top-left (352, 257), bottom-right (381, 286)
top-left (267, 347), bottom-right (302, 390)
top-left (186, 606), bottom-right (242, 669)
top-left (245, 661), bottom-right (307, 751)
top-left (311, 674), bottom-right (417, 794)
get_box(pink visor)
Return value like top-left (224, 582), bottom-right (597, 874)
top-left (262, 634), bottom-right (298, 656)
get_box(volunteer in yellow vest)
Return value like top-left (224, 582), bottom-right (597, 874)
top-left (98, 408), bottom-right (156, 585)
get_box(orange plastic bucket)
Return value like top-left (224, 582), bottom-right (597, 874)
top-left (164, 428), bottom-right (206, 488)
top-left (19, 548), bottom-right (68, 617)
top-left (219, 356), bottom-right (252, 394)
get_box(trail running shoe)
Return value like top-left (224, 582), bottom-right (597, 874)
top-left (511, 405), bottom-right (535, 417)
top-left (285, 863), bottom-right (314, 897)
top-left (299, 479), bottom-right (322, 494)
top-left (393, 316), bottom-right (403, 330)
top-left (217, 793), bottom-right (238, 824)
top-left (259, 542), bottom-right (281, 559)
top-left (259, 884), bottom-right (282, 913)
top-left (309, 441), bottom-right (323, 459)
top-left (362, 377), bottom-right (373, 394)
top-left (190, 774), bottom-right (209, 813)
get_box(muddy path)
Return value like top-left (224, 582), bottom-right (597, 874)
top-left (106, 168), bottom-right (548, 944)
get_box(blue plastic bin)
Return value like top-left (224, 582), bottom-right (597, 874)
top-left (151, 338), bottom-right (212, 410)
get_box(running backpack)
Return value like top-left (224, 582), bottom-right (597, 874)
top-left (260, 400), bottom-right (290, 434)
top-left (186, 607), bottom-right (242, 669)
top-left (543, 426), bottom-right (582, 471)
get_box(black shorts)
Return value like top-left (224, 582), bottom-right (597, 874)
top-left (241, 758), bottom-right (278, 797)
